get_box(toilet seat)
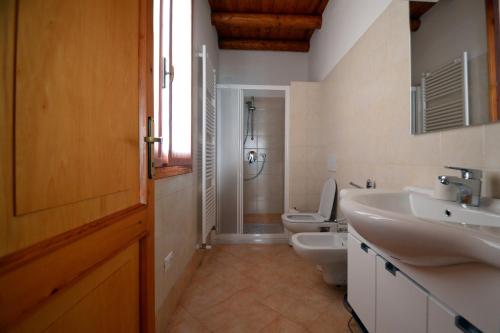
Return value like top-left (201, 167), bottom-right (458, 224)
top-left (281, 178), bottom-right (337, 233)
top-left (281, 213), bottom-right (326, 223)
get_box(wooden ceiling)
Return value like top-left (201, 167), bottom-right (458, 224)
top-left (409, 1), bottom-right (437, 32)
top-left (208, 0), bottom-right (330, 52)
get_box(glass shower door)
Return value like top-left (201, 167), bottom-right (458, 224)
top-left (217, 87), bottom-right (241, 233)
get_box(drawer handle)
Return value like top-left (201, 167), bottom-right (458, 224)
top-left (360, 243), bottom-right (369, 253)
top-left (455, 316), bottom-right (482, 333)
top-left (384, 262), bottom-right (398, 276)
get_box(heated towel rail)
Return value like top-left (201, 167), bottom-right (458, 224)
top-left (421, 52), bottom-right (469, 133)
top-left (200, 45), bottom-right (217, 246)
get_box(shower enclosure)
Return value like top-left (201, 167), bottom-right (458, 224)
top-left (217, 85), bottom-right (289, 239)
top-left (243, 93), bottom-right (284, 234)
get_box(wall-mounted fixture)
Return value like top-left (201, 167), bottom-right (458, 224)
top-left (247, 150), bottom-right (257, 164)
top-left (410, 0), bottom-right (500, 134)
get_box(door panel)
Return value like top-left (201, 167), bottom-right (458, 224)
top-left (10, 243), bottom-right (140, 333)
top-left (1, 0), bottom-right (143, 256)
top-left (0, 0), bottom-right (153, 331)
top-left (347, 234), bottom-right (376, 332)
top-left (428, 296), bottom-right (461, 333)
top-left (217, 88), bottom-right (241, 234)
top-left (15, 0), bottom-right (140, 214)
top-left (0, 206), bottom-right (146, 328)
top-left (376, 256), bottom-right (428, 333)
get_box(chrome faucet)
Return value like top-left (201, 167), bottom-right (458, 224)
top-left (438, 166), bottom-right (482, 207)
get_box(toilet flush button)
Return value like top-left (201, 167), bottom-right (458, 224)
top-left (327, 154), bottom-right (337, 171)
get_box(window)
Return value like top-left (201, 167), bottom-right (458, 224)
top-left (153, 0), bottom-right (192, 176)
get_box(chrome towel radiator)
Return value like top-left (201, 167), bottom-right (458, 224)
top-left (421, 52), bottom-right (469, 133)
top-left (200, 45), bottom-right (217, 246)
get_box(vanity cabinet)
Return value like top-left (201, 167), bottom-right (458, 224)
top-left (428, 297), bottom-right (461, 333)
top-left (348, 233), bottom-right (479, 333)
top-left (347, 234), bottom-right (377, 332)
top-left (375, 256), bottom-right (427, 333)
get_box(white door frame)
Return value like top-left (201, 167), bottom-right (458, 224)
top-left (216, 84), bottom-right (290, 236)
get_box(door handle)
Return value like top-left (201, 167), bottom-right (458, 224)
top-left (360, 243), bottom-right (369, 253)
top-left (144, 136), bottom-right (162, 143)
top-left (144, 117), bottom-right (162, 179)
top-left (385, 262), bottom-right (399, 276)
top-left (455, 316), bottom-right (482, 333)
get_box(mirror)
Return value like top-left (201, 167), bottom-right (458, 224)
top-left (410, 0), bottom-right (500, 134)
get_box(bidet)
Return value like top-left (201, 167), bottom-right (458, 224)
top-left (291, 232), bottom-right (347, 285)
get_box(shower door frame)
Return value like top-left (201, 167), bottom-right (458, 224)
top-left (216, 84), bottom-right (290, 240)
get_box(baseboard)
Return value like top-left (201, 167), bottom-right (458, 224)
top-left (156, 249), bottom-right (205, 332)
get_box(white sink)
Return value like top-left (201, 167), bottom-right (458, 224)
top-left (340, 188), bottom-right (500, 268)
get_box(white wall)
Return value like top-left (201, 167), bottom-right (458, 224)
top-left (193, 0), bottom-right (219, 69)
top-left (308, 0), bottom-right (391, 81)
top-left (218, 50), bottom-right (309, 85)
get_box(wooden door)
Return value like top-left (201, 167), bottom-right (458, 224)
top-left (0, 0), bottom-right (154, 331)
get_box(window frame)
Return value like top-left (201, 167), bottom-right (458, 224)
top-left (153, 0), bottom-right (193, 179)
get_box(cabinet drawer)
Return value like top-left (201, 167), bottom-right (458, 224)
top-left (347, 234), bottom-right (376, 332)
top-left (376, 256), bottom-right (427, 333)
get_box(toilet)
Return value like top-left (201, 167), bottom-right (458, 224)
top-left (282, 178), bottom-right (337, 233)
top-left (291, 232), bottom-right (348, 285)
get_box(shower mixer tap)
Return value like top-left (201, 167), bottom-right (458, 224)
top-left (247, 150), bottom-right (256, 164)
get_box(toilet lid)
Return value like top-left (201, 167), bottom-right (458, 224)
top-left (318, 178), bottom-right (336, 220)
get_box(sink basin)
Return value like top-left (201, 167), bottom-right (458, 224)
top-left (340, 188), bottom-right (500, 268)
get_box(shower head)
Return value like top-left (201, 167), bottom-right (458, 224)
top-left (246, 102), bottom-right (256, 112)
top-left (246, 97), bottom-right (256, 111)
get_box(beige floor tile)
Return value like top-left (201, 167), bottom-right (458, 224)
top-left (190, 270), bottom-right (225, 291)
top-left (195, 301), bottom-right (241, 332)
top-left (213, 268), bottom-right (256, 290)
top-left (181, 280), bottom-right (241, 314)
top-left (307, 309), bottom-right (361, 333)
top-left (167, 306), bottom-right (193, 329)
top-left (222, 303), bottom-right (279, 332)
top-left (167, 320), bottom-right (211, 333)
top-left (260, 292), bottom-right (322, 327)
top-left (167, 307), bottom-right (211, 333)
top-left (214, 321), bottom-right (258, 333)
top-left (259, 316), bottom-right (308, 333)
top-left (170, 244), bottom-right (353, 333)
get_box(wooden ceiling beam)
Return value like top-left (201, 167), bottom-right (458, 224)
top-left (410, 18), bottom-right (421, 32)
top-left (211, 12), bottom-right (322, 30)
top-left (219, 39), bottom-right (310, 52)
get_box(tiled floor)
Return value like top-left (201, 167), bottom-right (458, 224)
top-left (167, 244), bottom-right (363, 333)
top-left (244, 214), bottom-right (282, 224)
top-left (243, 223), bottom-right (284, 234)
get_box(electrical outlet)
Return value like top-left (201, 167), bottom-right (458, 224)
top-left (163, 251), bottom-right (174, 272)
